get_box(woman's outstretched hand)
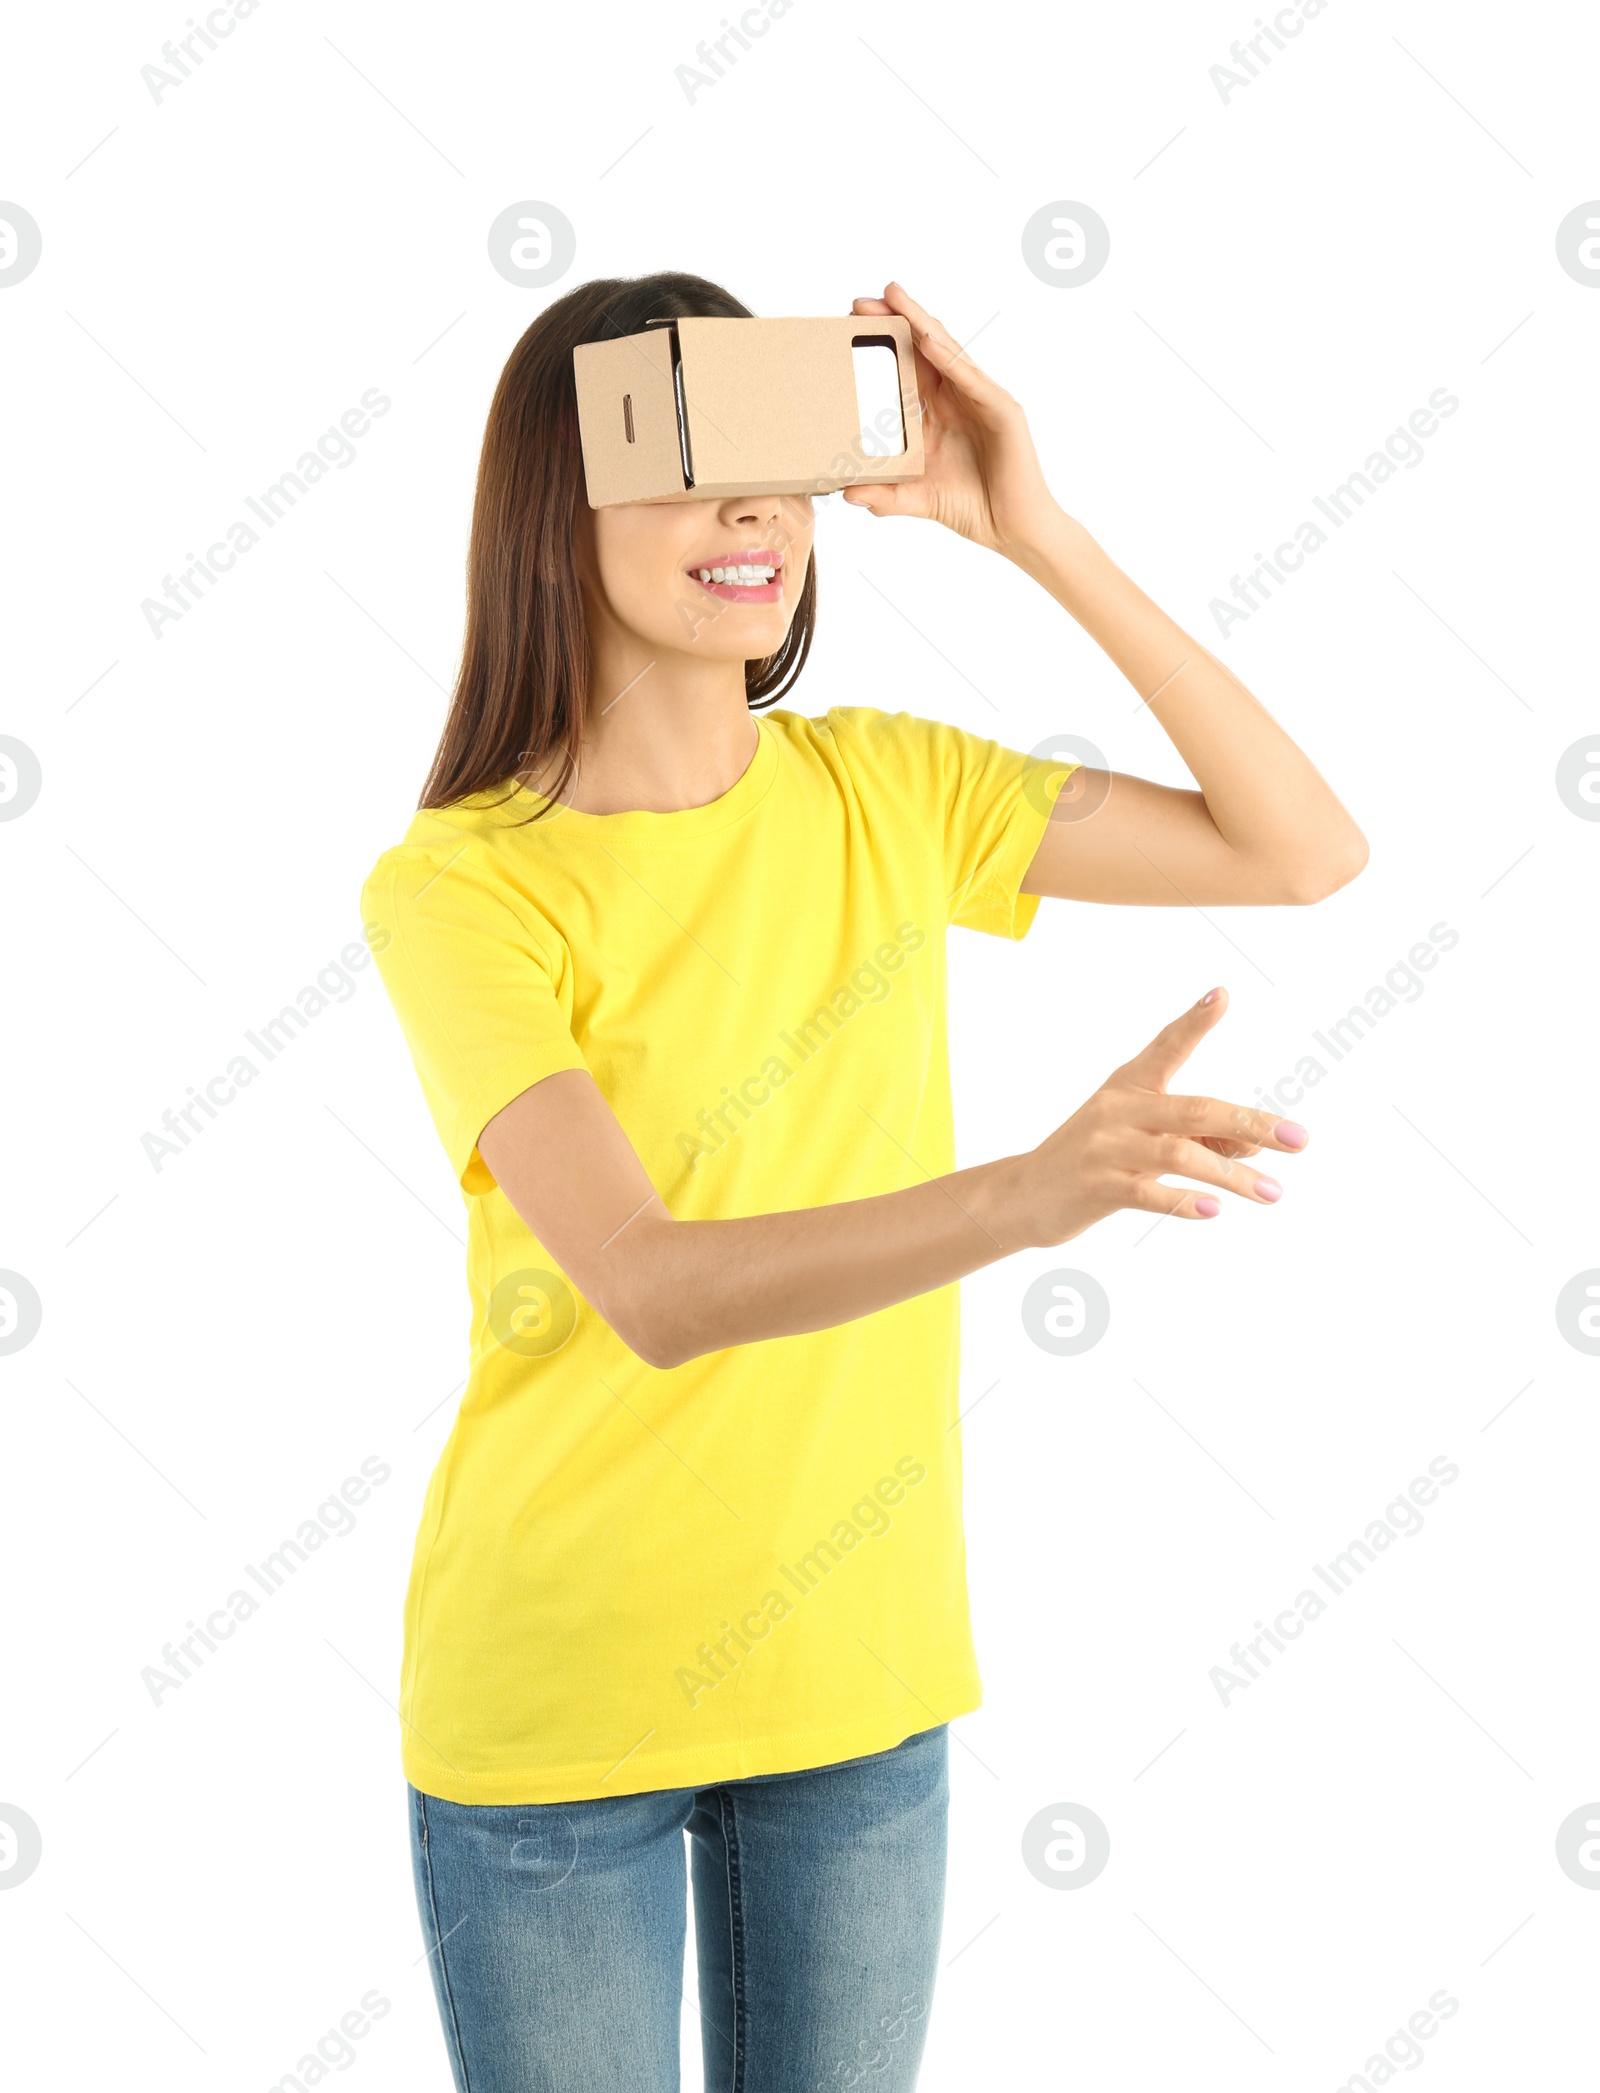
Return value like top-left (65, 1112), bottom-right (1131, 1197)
top-left (845, 280), bottom-right (1061, 556)
top-left (1004, 986), bottom-right (1310, 1246)
top-left (479, 987), bottom-right (1306, 1371)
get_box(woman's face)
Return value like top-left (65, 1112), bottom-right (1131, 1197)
top-left (585, 491), bottom-right (814, 665)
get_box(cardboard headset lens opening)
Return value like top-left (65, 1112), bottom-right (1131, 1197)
top-left (573, 315), bottom-right (926, 508)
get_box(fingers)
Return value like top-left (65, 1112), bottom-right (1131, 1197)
top-left (878, 281), bottom-right (948, 343)
top-left (1062, 986), bottom-right (1309, 1228)
top-left (1155, 1136), bottom-right (1285, 1204)
top-left (1144, 1094), bottom-right (1310, 1155)
top-left (1122, 1139), bottom-right (1282, 1221)
top-left (1114, 986), bottom-right (1228, 1093)
top-left (866, 281), bottom-right (1014, 418)
top-left (1124, 1181), bottom-right (1225, 1222)
top-left (841, 483), bottom-right (920, 517)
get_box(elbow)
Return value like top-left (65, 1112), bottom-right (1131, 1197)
top-left (600, 1287), bottom-right (696, 1373)
top-left (624, 1324), bottom-right (695, 1373)
top-left (605, 1305), bottom-right (680, 1372)
top-left (589, 1217), bottom-right (702, 1370)
top-left (1279, 827), bottom-right (1369, 905)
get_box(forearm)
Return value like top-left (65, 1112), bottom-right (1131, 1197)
top-left (594, 1156), bottom-right (1031, 1369)
top-left (1011, 507), bottom-right (1365, 878)
top-left (483, 993), bottom-right (1295, 1374)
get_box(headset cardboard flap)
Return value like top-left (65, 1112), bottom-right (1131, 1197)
top-left (573, 315), bottom-right (924, 507)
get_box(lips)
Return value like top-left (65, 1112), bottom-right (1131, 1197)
top-left (686, 546), bottom-right (785, 603)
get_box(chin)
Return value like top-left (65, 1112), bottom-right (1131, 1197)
top-left (690, 617), bottom-right (793, 657)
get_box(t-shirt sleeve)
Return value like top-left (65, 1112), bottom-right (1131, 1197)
top-left (361, 841), bottom-right (590, 1195)
top-left (833, 709), bottom-right (1079, 939)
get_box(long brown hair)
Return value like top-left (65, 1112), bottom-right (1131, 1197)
top-left (420, 272), bottom-right (817, 814)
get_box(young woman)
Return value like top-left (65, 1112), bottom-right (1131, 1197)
top-left (362, 270), bottom-right (1366, 2093)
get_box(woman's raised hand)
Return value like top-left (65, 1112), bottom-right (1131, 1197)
top-left (845, 281), bottom-right (1061, 556)
top-left (1008, 987), bottom-right (1310, 1246)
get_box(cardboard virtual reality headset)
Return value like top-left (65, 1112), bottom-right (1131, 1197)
top-left (573, 315), bottom-right (924, 508)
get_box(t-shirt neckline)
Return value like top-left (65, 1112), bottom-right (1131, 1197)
top-left (505, 713), bottom-right (780, 840)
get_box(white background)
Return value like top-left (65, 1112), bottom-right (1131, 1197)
top-left (4, 0), bottom-right (1597, 2085)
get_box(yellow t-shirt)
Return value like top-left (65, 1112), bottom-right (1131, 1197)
top-left (361, 706), bottom-right (1069, 1804)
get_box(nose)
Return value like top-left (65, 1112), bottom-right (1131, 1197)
top-left (718, 490), bottom-right (786, 530)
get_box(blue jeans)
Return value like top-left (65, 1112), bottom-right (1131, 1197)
top-left (409, 1724), bottom-right (948, 2092)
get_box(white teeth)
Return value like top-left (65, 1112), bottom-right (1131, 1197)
top-left (700, 562), bottom-right (776, 586)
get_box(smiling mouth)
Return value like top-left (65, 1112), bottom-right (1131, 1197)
top-left (687, 548), bottom-right (785, 602)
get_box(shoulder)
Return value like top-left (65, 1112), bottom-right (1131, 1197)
top-left (766, 705), bottom-right (949, 781)
top-left (763, 705), bottom-right (924, 741)
top-left (359, 791), bottom-right (555, 947)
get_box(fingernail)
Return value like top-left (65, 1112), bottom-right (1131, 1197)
top-left (1195, 1196), bottom-right (1220, 1217)
top-left (1254, 1176), bottom-right (1283, 1202)
top-left (1200, 987), bottom-right (1221, 1006)
top-left (1274, 1120), bottom-right (1308, 1149)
